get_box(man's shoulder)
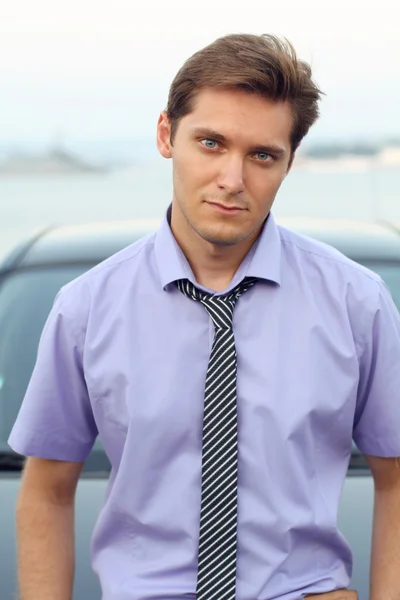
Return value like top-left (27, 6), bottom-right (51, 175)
top-left (88, 229), bottom-right (156, 277)
top-left (277, 223), bottom-right (381, 286)
top-left (56, 231), bottom-right (157, 310)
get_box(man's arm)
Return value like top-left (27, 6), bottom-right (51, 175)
top-left (16, 456), bottom-right (84, 600)
top-left (365, 454), bottom-right (400, 600)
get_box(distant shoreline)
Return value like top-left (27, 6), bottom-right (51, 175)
top-left (0, 147), bottom-right (107, 176)
top-left (295, 147), bottom-right (400, 171)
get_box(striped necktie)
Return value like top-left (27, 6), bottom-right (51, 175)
top-left (176, 277), bottom-right (257, 600)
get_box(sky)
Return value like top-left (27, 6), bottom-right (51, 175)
top-left (1, 0), bottom-right (399, 150)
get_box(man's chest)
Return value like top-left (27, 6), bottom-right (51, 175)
top-left (83, 292), bottom-right (360, 465)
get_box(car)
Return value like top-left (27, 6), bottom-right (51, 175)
top-left (1, 216), bottom-right (399, 600)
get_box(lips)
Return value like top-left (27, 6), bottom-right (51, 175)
top-left (206, 201), bottom-right (245, 213)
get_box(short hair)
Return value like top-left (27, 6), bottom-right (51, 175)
top-left (167, 33), bottom-right (324, 154)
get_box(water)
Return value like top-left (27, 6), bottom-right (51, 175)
top-left (1, 158), bottom-right (399, 261)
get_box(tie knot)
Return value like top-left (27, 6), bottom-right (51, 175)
top-left (176, 277), bottom-right (257, 330)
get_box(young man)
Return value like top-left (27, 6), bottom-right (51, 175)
top-left (8, 34), bottom-right (400, 600)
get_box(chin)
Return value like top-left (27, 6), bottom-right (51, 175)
top-left (196, 226), bottom-right (249, 247)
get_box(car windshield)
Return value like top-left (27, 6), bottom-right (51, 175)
top-left (0, 260), bottom-right (399, 471)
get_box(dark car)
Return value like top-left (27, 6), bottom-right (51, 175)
top-left (1, 216), bottom-right (399, 600)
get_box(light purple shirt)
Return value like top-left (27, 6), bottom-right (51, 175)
top-left (8, 211), bottom-right (400, 600)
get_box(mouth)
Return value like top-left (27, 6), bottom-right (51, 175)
top-left (205, 201), bottom-right (246, 214)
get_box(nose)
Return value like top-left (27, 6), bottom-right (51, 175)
top-left (217, 155), bottom-right (245, 195)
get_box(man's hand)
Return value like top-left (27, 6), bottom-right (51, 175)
top-left (305, 591), bottom-right (357, 599)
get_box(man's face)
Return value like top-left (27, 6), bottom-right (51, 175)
top-left (157, 87), bottom-right (294, 247)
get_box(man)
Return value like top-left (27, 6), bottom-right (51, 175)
top-left (8, 33), bottom-right (400, 600)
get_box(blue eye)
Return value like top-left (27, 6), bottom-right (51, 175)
top-left (255, 152), bottom-right (271, 161)
top-left (201, 139), bottom-right (218, 149)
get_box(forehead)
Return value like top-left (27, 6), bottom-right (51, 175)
top-left (181, 87), bottom-right (293, 147)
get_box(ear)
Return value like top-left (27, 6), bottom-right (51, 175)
top-left (157, 111), bottom-right (173, 159)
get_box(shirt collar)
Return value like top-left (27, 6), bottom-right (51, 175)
top-left (154, 207), bottom-right (196, 290)
top-left (244, 212), bottom-right (282, 285)
top-left (154, 206), bottom-right (282, 291)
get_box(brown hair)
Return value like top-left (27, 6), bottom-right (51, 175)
top-left (167, 33), bottom-right (324, 155)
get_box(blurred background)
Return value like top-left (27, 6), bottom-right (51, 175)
top-left (1, 0), bottom-right (399, 259)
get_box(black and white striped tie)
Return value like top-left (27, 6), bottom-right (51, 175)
top-left (176, 277), bottom-right (257, 600)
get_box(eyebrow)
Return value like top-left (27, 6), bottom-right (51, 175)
top-left (191, 127), bottom-right (287, 157)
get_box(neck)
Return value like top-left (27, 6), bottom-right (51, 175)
top-left (170, 204), bottom-right (261, 292)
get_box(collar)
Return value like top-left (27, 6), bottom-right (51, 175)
top-left (244, 212), bottom-right (282, 285)
top-left (154, 206), bottom-right (282, 291)
top-left (154, 207), bottom-right (196, 290)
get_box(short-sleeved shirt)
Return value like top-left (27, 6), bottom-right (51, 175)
top-left (8, 210), bottom-right (400, 600)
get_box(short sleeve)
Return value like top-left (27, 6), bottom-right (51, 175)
top-left (353, 278), bottom-right (400, 457)
top-left (8, 287), bottom-right (98, 461)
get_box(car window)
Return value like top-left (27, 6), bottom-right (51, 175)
top-left (0, 265), bottom-right (109, 471)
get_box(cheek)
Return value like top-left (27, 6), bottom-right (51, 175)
top-left (172, 160), bottom-right (207, 208)
top-left (175, 157), bottom-right (212, 194)
top-left (246, 168), bottom-right (286, 200)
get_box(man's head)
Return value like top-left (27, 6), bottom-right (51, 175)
top-left (157, 33), bottom-right (323, 250)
